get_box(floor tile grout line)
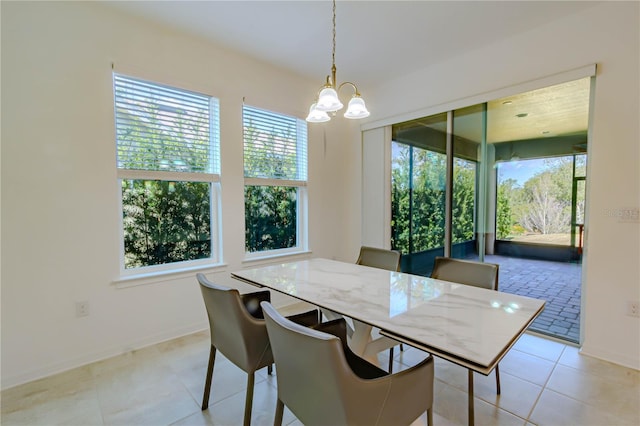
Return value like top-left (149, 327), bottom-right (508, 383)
top-left (399, 342), bottom-right (561, 424)
top-left (537, 357), bottom-right (640, 422)
top-left (524, 344), bottom-right (567, 422)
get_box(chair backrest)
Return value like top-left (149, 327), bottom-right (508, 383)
top-left (262, 301), bottom-right (353, 424)
top-left (262, 301), bottom-right (433, 426)
top-left (430, 257), bottom-right (499, 290)
top-left (356, 246), bottom-right (401, 272)
top-left (197, 273), bottom-right (272, 372)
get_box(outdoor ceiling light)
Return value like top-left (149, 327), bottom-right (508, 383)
top-left (306, 0), bottom-right (370, 123)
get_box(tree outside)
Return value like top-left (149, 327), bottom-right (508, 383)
top-left (497, 155), bottom-right (586, 245)
top-left (244, 185), bottom-right (297, 252)
top-left (392, 140), bottom-right (586, 254)
top-left (122, 180), bottom-right (211, 268)
top-left (391, 142), bottom-right (476, 255)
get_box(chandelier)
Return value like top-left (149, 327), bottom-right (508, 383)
top-left (306, 0), bottom-right (370, 123)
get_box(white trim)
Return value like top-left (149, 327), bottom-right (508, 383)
top-left (211, 182), bottom-right (224, 265)
top-left (244, 177), bottom-right (307, 187)
top-left (362, 64), bottom-right (597, 131)
top-left (580, 342), bottom-right (640, 371)
top-left (117, 169), bottom-right (220, 183)
top-left (114, 261), bottom-right (227, 288)
top-left (382, 126), bottom-right (392, 248)
top-left (297, 186), bottom-right (309, 252)
top-left (579, 75), bottom-right (598, 347)
top-left (243, 248), bottom-right (312, 263)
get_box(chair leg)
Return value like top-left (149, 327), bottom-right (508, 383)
top-left (243, 372), bottom-right (255, 426)
top-left (274, 398), bottom-right (285, 426)
top-left (268, 364), bottom-right (273, 375)
top-left (202, 345), bottom-right (216, 410)
top-left (400, 343), bottom-right (404, 351)
top-left (388, 346), bottom-right (394, 373)
top-left (495, 364), bottom-right (501, 395)
top-left (427, 407), bottom-right (433, 426)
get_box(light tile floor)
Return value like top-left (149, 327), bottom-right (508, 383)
top-left (2, 330), bottom-right (639, 426)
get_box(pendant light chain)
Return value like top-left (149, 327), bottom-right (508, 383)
top-left (305, 0), bottom-right (370, 122)
top-left (331, 0), bottom-right (336, 76)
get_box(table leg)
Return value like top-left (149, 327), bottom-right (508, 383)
top-left (350, 321), bottom-right (376, 362)
top-left (468, 369), bottom-right (475, 426)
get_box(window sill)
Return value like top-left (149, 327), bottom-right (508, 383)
top-left (242, 250), bottom-right (312, 266)
top-left (113, 263), bottom-right (227, 289)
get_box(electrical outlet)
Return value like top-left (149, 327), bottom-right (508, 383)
top-left (75, 301), bottom-right (89, 317)
top-left (627, 301), bottom-right (639, 318)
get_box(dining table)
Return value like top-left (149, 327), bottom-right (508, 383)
top-left (231, 257), bottom-right (545, 425)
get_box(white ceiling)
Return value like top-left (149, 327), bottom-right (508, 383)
top-left (101, 1), bottom-right (599, 90)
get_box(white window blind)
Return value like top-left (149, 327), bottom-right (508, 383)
top-left (114, 74), bottom-right (220, 174)
top-left (243, 105), bottom-right (307, 181)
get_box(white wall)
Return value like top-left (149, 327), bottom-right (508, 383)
top-left (361, 1), bottom-right (640, 369)
top-left (0, 1), bottom-right (361, 389)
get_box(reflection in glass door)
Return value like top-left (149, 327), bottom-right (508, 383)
top-left (391, 113), bottom-right (447, 275)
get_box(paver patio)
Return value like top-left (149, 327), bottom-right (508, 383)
top-left (485, 254), bottom-right (582, 343)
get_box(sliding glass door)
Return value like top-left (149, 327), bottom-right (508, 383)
top-left (388, 77), bottom-right (590, 343)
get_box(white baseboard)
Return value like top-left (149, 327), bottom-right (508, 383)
top-left (580, 343), bottom-right (640, 371)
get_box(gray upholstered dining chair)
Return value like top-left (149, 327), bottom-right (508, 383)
top-left (261, 301), bottom-right (435, 426)
top-left (356, 245), bottom-right (402, 272)
top-left (197, 273), bottom-right (318, 426)
top-left (431, 256), bottom-right (502, 394)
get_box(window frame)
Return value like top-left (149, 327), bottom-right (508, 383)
top-left (242, 105), bottom-right (309, 260)
top-left (113, 73), bottom-right (223, 278)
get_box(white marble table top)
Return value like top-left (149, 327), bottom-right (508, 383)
top-left (232, 258), bottom-right (545, 373)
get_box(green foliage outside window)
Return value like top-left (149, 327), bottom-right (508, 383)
top-left (244, 186), bottom-right (297, 252)
top-left (122, 180), bottom-right (211, 268)
top-left (496, 178), bottom-right (517, 240)
top-left (391, 142), bottom-right (476, 255)
top-left (452, 159), bottom-right (476, 243)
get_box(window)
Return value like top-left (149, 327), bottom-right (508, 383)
top-left (243, 105), bottom-right (308, 257)
top-left (114, 74), bottom-right (221, 274)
